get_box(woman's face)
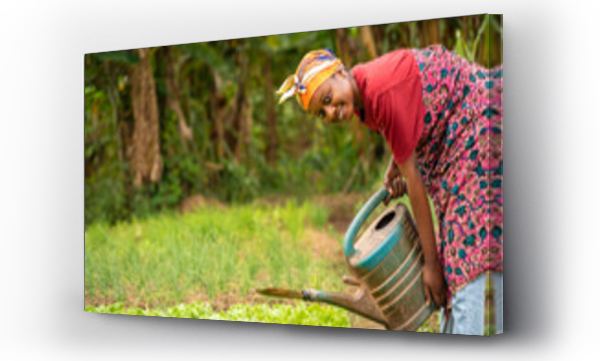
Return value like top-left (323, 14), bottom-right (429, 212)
top-left (307, 69), bottom-right (359, 124)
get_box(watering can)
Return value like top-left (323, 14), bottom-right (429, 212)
top-left (258, 188), bottom-right (434, 331)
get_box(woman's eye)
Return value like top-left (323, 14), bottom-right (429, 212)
top-left (323, 94), bottom-right (331, 105)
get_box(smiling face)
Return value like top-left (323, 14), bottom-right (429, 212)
top-left (307, 68), bottom-right (362, 124)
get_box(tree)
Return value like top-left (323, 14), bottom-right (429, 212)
top-left (129, 48), bottom-right (163, 186)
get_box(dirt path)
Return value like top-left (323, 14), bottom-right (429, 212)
top-left (312, 192), bottom-right (366, 234)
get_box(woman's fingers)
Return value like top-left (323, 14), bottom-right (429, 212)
top-left (433, 290), bottom-right (444, 308)
top-left (426, 287), bottom-right (446, 309)
top-left (384, 179), bottom-right (393, 205)
top-left (444, 303), bottom-right (452, 322)
top-left (394, 178), bottom-right (401, 197)
top-left (395, 177), bottom-right (407, 197)
top-left (392, 177), bottom-right (405, 197)
top-left (384, 176), bottom-right (406, 206)
top-left (431, 285), bottom-right (446, 308)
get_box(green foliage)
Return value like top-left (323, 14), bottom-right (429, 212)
top-left (416, 312), bottom-right (440, 333)
top-left (85, 201), bottom-right (343, 307)
top-left (217, 161), bottom-right (260, 202)
top-left (84, 15), bottom-right (502, 227)
top-left (86, 301), bottom-right (352, 328)
top-left (155, 112), bottom-right (203, 208)
top-left (94, 50), bottom-right (139, 66)
top-left (84, 84), bottom-right (129, 225)
top-left (454, 14), bottom-right (491, 62)
top-left (484, 324), bottom-right (496, 336)
top-left (85, 300), bottom-right (441, 331)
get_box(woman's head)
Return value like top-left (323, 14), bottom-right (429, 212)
top-left (278, 49), bottom-right (361, 124)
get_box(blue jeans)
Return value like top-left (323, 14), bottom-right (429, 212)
top-left (440, 272), bottom-right (503, 335)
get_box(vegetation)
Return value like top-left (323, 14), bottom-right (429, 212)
top-left (84, 15), bottom-right (502, 227)
top-left (85, 200), bottom-right (342, 307)
top-left (85, 302), bottom-right (352, 328)
top-left (85, 301), bottom-right (444, 332)
top-left (84, 192), bottom-right (449, 331)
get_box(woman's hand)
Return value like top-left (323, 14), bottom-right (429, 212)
top-left (397, 152), bottom-right (448, 309)
top-left (384, 157), bottom-right (406, 205)
top-left (422, 260), bottom-right (447, 308)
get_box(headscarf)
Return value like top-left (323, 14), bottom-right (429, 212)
top-left (277, 49), bottom-right (342, 110)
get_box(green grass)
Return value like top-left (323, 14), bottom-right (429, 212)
top-left (85, 200), bottom-right (344, 308)
top-left (86, 301), bottom-right (352, 328)
top-left (85, 195), bottom-right (454, 332)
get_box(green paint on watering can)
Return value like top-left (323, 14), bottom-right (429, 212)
top-left (343, 188), bottom-right (389, 258)
top-left (343, 187), bottom-right (406, 272)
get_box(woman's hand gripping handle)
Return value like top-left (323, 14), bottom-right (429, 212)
top-left (383, 156), bottom-right (407, 205)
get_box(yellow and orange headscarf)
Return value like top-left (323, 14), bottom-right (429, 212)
top-left (277, 49), bottom-right (342, 110)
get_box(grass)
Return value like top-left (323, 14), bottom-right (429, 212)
top-left (85, 200), bottom-right (345, 308)
top-left (86, 193), bottom-right (501, 333)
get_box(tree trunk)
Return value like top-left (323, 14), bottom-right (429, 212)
top-left (422, 20), bottom-right (440, 46)
top-left (462, 16), bottom-right (471, 39)
top-left (164, 47), bottom-right (193, 143)
top-left (129, 48), bottom-right (163, 186)
top-left (232, 48), bottom-right (249, 163)
top-left (264, 55), bottom-right (278, 165)
top-left (359, 26), bottom-right (378, 59)
top-left (210, 70), bottom-right (227, 161)
top-left (244, 102), bottom-right (253, 167)
top-left (399, 23), bottom-right (410, 48)
top-left (335, 28), bottom-right (352, 65)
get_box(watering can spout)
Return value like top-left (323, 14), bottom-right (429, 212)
top-left (257, 277), bottom-right (388, 328)
top-left (311, 288), bottom-right (388, 327)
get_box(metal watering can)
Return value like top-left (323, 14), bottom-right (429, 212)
top-left (258, 188), bottom-right (434, 331)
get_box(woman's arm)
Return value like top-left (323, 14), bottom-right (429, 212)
top-left (396, 152), bottom-right (447, 308)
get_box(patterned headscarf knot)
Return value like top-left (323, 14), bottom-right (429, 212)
top-left (277, 48), bottom-right (342, 110)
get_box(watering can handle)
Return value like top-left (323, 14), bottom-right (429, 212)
top-left (343, 188), bottom-right (390, 258)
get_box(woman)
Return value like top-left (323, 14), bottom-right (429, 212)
top-left (277, 46), bottom-right (503, 335)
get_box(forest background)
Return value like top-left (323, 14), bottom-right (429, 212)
top-left (85, 15), bottom-right (502, 227)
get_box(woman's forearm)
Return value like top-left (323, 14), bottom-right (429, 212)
top-left (397, 153), bottom-right (438, 265)
top-left (406, 176), bottom-right (438, 264)
top-left (395, 152), bottom-right (446, 307)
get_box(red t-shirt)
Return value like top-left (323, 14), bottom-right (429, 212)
top-left (352, 49), bottom-right (425, 164)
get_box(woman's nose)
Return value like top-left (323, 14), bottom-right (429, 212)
top-left (324, 105), bottom-right (337, 121)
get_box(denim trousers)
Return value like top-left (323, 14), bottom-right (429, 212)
top-left (440, 272), bottom-right (503, 335)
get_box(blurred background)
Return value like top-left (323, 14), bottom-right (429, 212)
top-left (84, 14), bottom-right (502, 331)
top-left (85, 14), bottom-right (502, 226)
